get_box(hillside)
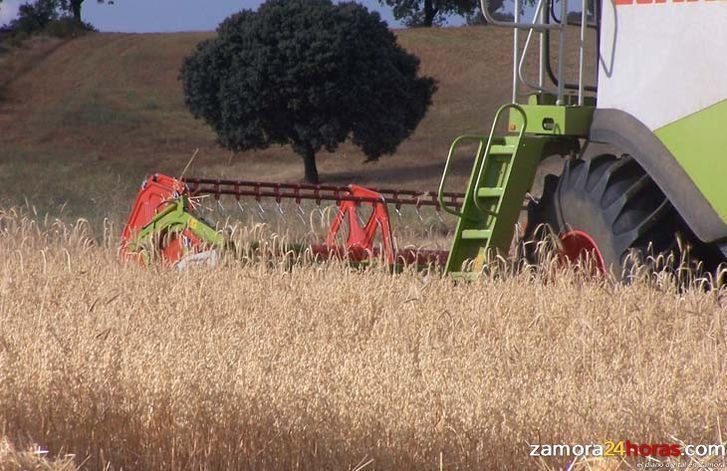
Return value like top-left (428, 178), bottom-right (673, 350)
top-left (0, 28), bottom-right (592, 224)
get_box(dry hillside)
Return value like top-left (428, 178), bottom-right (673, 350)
top-left (0, 27), bottom-right (595, 224)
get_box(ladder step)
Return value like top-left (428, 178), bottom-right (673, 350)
top-left (489, 144), bottom-right (515, 155)
top-left (477, 187), bottom-right (504, 198)
top-left (461, 229), bottom-right (493, 240)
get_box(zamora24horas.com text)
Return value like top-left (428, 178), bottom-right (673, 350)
top-left (530, 441), bottom-right (727, 460)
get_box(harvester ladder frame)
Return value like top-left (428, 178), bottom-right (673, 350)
top-left (439, 104), bottom-right (548, 278)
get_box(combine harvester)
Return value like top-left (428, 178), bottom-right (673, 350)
top-left (122, 0), bottom-right (727, 278)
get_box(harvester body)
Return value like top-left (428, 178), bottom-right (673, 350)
top-left (596, 3), bottom-right (727, 242)
top-left (437, 0), bottom-right (727, 276)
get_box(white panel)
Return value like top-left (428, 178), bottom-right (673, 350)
top-left (598, 1), bottom-right (727, 130)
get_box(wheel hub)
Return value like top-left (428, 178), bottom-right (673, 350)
top-left (560, 230), bottom-right (607, 274)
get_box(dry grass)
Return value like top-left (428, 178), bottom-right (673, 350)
top-left (1, 208), bottom-right (727, 470)
top-left (0, 437), bottom-right (75, 471)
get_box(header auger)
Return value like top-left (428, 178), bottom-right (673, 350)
top-left (123, 0), bottom-right (727, 277)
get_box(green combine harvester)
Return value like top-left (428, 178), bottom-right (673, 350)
top-left (439, 0), bottom-right (727, 277)
top-left (122, 0), bottom-right (727, 278)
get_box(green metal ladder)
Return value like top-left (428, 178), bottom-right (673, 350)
top-left (438, 104), bottom-right (546, 279)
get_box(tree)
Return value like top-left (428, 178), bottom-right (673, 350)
top-left (58, 0), bottom-right (113, 23)
top-left (378, 0), bottom-right (505, 27)
top-left (8, 0), bottom-right (97, 36)
top-left (464, 0), bottom-right (509, 25)
top-left (379, 0), bottom-right (465, 27)
top-left (180, 0), bottom-right (437, 184)
top-left (11, 0), bottom-right (59, 32)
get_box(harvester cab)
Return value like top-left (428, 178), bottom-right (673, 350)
top-left (122, 0), bottom-right (727, 277)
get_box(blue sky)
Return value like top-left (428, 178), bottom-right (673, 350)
top-left (0, 0), bottom-right (411, 32)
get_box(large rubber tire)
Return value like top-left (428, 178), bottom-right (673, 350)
top-left (525, 154), bottom-right (719, 277)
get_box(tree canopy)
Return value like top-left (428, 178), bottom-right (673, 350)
top-left (5, 0), bottom-right (111, 30)
top-left (13, 0), bottom-right (58, 31)
top-left (180, 0), bottom-right (437, 183)
top-left (378, 0), bottom-right (505, 27)
top-left (6, 0), bottom-right (99, 36)
top-left (59, 0), bottom-right (113, 23)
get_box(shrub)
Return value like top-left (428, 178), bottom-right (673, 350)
top-left (6, 30), bottom-right (31, 48)
top-left (45, 16), bottom-right (95, 38)
top-left (2, 0), bottom-right (95, 46)
top-left (10, 0), bottom-right (59, 34)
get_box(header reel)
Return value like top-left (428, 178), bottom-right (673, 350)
top-left (121, 174), bottom-right (465, 269)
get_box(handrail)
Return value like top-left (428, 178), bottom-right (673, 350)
top-left (517, 0), bottom-right (555, 95)
top-left (481, 0), bottom-right (598, 104)
top-left (472, 104), bottom-right (528, 214)
top-left (479, 0), bottom-right (561, 31)
top-left (555, 0), bottom-right (567, 103)
top-left (543, 24), bottom-right (598, 94)
top-left (437, 135), bottom-right (488, 219)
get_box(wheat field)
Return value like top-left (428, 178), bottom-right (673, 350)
top-left (1, 208), bottom-right (726, 470)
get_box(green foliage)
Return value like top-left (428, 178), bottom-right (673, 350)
top-left (10, 0), bottom-right (59, 34)
top-left (378, 0), bottom-right (505, 27)
top-left (45, 16), bottom-right (95, 37)
top-left (6, 30), bottom-right (30, 47)
top-left (58, 0), bottom-right (113, 23)
top-left (180, 0), bottom-right (437, 183)
top-left (465, 5), bottom-right (511, 25)
top-left (6, 0), bottom-right (95, 41)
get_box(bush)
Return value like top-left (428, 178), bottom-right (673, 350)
top-left (6, 30), bottom-right (31, 48)
top-left (45, 16), bottom-right (95, 38)
top-left (10, 0), bottom-right (59, 34)
top-left (2, 0), bottom-right (95, 46)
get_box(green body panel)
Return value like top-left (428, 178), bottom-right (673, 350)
top-left (655, 99), bottom-right (727, 222)
top-left (127, 198), bottom-right (225, 263)
top-left (508, 95), bottom-right (595, 136)
top-left (509, 104), bottom-right (594, 137)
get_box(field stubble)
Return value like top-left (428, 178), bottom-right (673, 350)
top-left (0, 208), bottom-right (727, 470)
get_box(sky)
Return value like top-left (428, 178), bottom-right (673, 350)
top-left (0, 0), bottom-right (410, 32)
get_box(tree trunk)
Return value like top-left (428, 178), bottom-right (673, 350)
top-left (423, 0), bottom-right (439, 27)
top-left (301, 145), bottom-right (320, 184)
top-left (71, 0), bottom-right (83, 22)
